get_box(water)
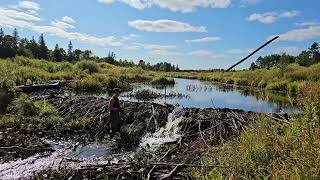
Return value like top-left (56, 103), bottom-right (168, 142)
top-left (140, 106), bottom-right (184, 150)
top-left (122, 78), bottom-right (299, 113)
top-left (0, 108), bottom-right (184, 180)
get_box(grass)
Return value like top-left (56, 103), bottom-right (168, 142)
top-left (0, 93), bottom-right (92, 133)
top-left (191, 85), bottom-right (320, 179)
top-left (0, 57), bottom-right (168, 92)
top-left (170, 63), bottom-right (320, 94)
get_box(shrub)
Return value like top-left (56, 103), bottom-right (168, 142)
top-left (8, 94), bottom-right (39, 117)
top-left (77, 61), bottom-right (100, 74)
top-left (151, 77), bottom-right (175, 85)
top-left (71, 76), bottom-right (103, 92)
top-left (235, 79), bottom-right (250, 86)
top-left (266, 81), bottom-right (289, 91)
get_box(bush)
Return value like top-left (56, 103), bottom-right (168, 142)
top-left (77, 61), bottom-right (100, 74)
top-left (266, 81), bottom-right (289, 91)
top-left (71, 76), bottom-right (103, 92)
top-left (8, 94), bottom-right (39, 117)
top-left (151, 77), bottom-right (175, 85)
top-left (235, 79), bottom-right (250, 86)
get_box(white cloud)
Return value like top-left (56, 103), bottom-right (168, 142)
top-left (98, 0), bottom-right (231, 12)
top-left (274, 46), bottom-right (303, 56)
top-left (32, 25), bottom-right (123, 46)
top-left (0, 7), bottom-right (40, 28)
top-left (186, 36), bottom-right (221, 43)
top-left (148, 49), bottom-right (180, 56)
top-left (294, 21), bottom-right (320, 27)
top-left (129, 43), bottom-right (176, 50)
top-left (61, 16), bottom-right (76, 24)
top-left (0, 6), bottom-right (123, 47)
top-left (241, 0), bottom-right (263, 5)
top-left (128, 19), bottom-right (207, 33)
top-left (18, 1), bottom-right (40, 11)
top-left (51, 20), bottom-right (75, 30)
top-left (189, 50), bottom-right (212, 56)
top-left (51, 16), bottom-right (76, 30)
top-left (272, 26), bottom-right (320, 41)
top-left (97, 0), bottom-right (115, 4)
top-left (247, 10), bottom-right (299, 24)
top-left (121, 34), bottom-right (141, 41)
top-left (226, 48), bottom-right (253, 54)
top-left (189, 50), bottom-right (225, 60)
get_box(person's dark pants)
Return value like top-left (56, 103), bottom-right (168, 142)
top-left (110, 112), bottom-right (121, 138)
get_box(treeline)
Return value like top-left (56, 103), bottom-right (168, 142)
top-left (250, 42), bottom-right (320, 70)
top-left (0, 28), bottom-right (179, 72)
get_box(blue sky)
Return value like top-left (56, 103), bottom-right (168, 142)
top-left (0, 0), bottom-right (319, 69)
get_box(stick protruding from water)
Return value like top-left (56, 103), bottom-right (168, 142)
top-left (225, 36), bottom-right (279, 72)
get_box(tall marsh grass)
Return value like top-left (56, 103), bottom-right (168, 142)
top-left (0, 57), bottom-right (164, 92)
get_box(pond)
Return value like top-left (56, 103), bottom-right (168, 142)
top-left (121, 78), bottom-right (299, 113)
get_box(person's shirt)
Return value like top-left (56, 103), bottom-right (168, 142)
top-left (109, 95), bottom-right (120, 113)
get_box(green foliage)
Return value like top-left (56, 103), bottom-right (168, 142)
top-left (151, 77), bottom-right (175, 85)
top-left (193, 97), bottom-right (320, 179)
top-left (77, 60), bottom-right (100, 74)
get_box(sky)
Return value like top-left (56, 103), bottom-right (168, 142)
top-left (0, 0), bottom-right (319, 70)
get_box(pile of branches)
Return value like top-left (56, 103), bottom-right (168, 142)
top-left (34, 94), bottom-right (174, 143)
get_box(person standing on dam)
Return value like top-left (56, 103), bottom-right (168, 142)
top-left (108, 88), bottom-right (123, 138)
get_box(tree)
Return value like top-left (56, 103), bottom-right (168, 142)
top-left (27, 37), bottom-right (39, 59)
top-left (73, 49), bottom-right (82, 61)
top-left (0, 35), bottom-right (17, 58)
top-left (0, 28), bottom-right (4, 56)
top-left (296, 51), bottom-right (310, 66)
top-left (67, 41), bottom-right (75, 61)
top-left (17, 38), bottom-right (33, 57)
top-left (12, 28), bottom-right (19, 48)
top-left (52, 44), bottom-right (64, 62)
top-left (38, 34), bottom-right (49, 59)
top-left (249, 62), bottom-right (258, 70)
top-left (308, 42), bottom-right (320, 64)
top-left (105, 51), bottom-right (117, 64)
top-left (82, 50), bottom-right (92, 60)
top-left (0, 28), bottom-right (4, 38)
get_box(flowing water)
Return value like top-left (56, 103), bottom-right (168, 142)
top-left (0, 109), bottom-right (184, 180)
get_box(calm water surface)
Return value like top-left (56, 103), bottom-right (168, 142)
top-left (122, 78), bottom-right (299, 113)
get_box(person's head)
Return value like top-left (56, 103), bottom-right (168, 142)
top-left (112, 88), bottom-right (121, 97)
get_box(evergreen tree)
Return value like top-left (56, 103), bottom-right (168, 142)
top-left (73, 49), bottom-right (82, 61)
top-left (82, 50), bottom-right (92, 60)
top-left (17, 38), bottom-right (33, 57)
top-left (0, 28), bottom-right (4, 38)
top-left (308, 42), bottom-right (320, 64)
top-left (28, 36), bottom-right (39, 59)
top-left (12, 28), bottom-right (19, 48)
top-left (67, 41), bottom-right (74, 61)
top-left (52, 44), bottom-right (63, 62)
top-left (38, 34), bottom-right (48, 59)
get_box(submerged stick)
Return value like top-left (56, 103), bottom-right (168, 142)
top-left (225, 36), bottom-right (279, 72)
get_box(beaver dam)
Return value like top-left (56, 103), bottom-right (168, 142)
top-left (0, 88), bottom-right (290, 180)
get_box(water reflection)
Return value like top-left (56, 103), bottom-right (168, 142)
top-left (123, 78), bottom-right (300, 113)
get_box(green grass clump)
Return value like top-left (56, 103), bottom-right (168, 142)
top-left (77, 60), bottom-right (100, 74)
top-left (151, 77), bottom-right (175, 85)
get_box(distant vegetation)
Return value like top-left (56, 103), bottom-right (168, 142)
top-left (250, 42), bottom-right (320, 69)
top-left (171, 42), bottom-right (320, 94)
top-left (0, 28), bottom-right (179, 72)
